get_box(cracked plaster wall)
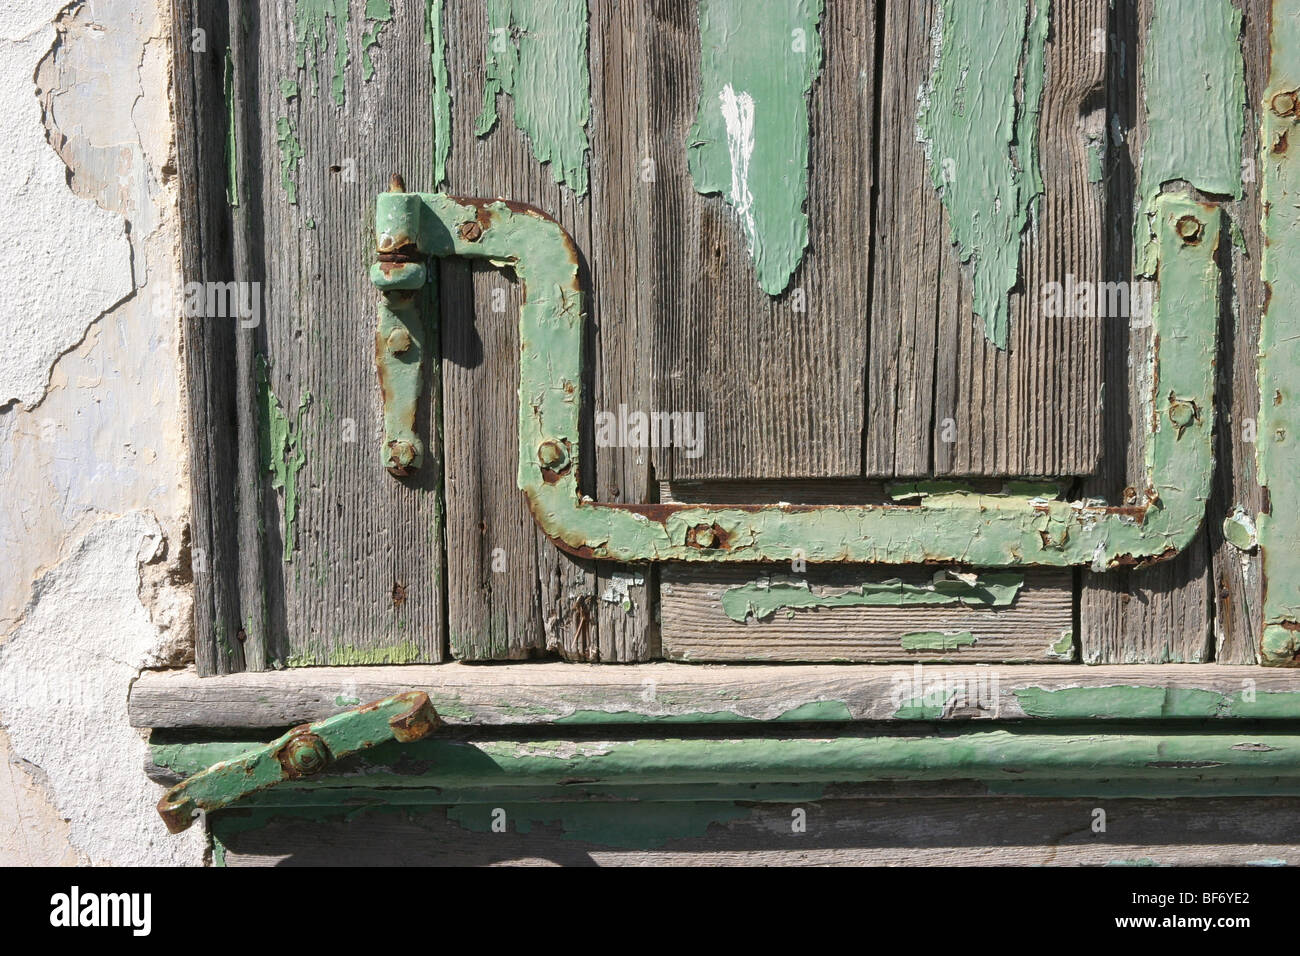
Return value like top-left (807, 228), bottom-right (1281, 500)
top-left (0, 0), bottom-right (202, 865)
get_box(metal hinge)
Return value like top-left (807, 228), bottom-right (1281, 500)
top-left (157, 692), bottom-right (441, 833)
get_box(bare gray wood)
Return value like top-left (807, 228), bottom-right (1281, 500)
top-left (646, 0), bottom-right (874, 480)
top-left (212, 796), bottom-right (1300, 866)
top-left (252, 3), bottom-right (445, 665)
top-left (1079, 0), bottom-right (1213, 664)
top-left (867, 0), bottom-right (1105, 478)
top-left (1210, 0), bottom-right (1267, 664)
top-left (131, 662), bottom-right (1295, 729)
top-left (439, 0), bottom-right (601, 660)
top-left (173, 0), bottom-right (246, 675)
top-left (658, 478), bottom-right (1075, 663)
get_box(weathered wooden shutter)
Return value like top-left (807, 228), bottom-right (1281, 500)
top-left (180, 0), bottom-right (1264, 674)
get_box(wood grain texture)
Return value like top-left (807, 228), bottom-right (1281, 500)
top-left (658, 478), bottom-right (1075, 663)
top-left (1210, 0), bottom-right (1267, 664)
top-left (253, 2), bottom-right (444, 665)
top-left (140, 660), bottom-right (1300, 729)
top-left (867, 0), bottom-right (1105, 478)
top-left (173, 0), bottom-right (246, 676)
top-left (1079, 0), bottom-right (1216, 664)
top-left (646, 0), bottom-right (873, 480)
top-left (211, 796), bottom-right (1300, 866)
top-left (439, 1), bottom-right (591, 661)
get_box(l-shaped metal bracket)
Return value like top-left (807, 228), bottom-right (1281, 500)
top-left (371, 189), bottom-right (1220, 571)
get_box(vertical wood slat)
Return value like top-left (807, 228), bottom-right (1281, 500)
top-left (440, 0), bottom-right (599, 660)
top-left (869, 0), bottom-right (1106, 479)
top-left (647, 0), bottom-right (873, 481)
top-left (254, 2), bottom-right (444, 665)
top-left (1079, 0), bottom-right (1218, 663)
top-left (173, 0), bottom-right (246, 675)
top-left (1210, 0), bottom-right (1268, 664)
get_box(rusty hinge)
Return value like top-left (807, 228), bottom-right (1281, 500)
top-left (370, 185), bottom-right (1222, 572)
top-left (157, 692), bottom-right (441, 833)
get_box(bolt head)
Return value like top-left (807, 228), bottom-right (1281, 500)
top-left (389, 440), bottom-right (416, 467)
top-left (691, 524), bottom-right (718, 549)
top-left (387, 327), bottom-right (412, 354)
top-left (278, 733), bottom-right (330, 778)
top-left (1274, 91), bottom-right (1298, 117)
top-left (459, 221), bottom-right (483, 242)
top-left (538, 439), bottom-right (568, 470)
top-left (1175, 215), bottom-right (1204, 244)
top-left (1168, 400), bottom-right (1197, 428)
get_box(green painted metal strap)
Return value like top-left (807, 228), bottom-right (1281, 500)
top-left (373, 189), bottom-right (1221, 569)
top-left (156, 692), bottom-right (440, 833)
top-left (1259, 6), bottom-right (1300, 665)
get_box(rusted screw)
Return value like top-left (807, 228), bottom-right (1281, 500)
top-left (1273, 91), bottom-right (1298, 117)
top-left (459, 221), bottom-right (483, 242)
top-left (1175, 215), bottom-right (1203, 244)
top-left (691, 524), bottom-right (718, 549)
top-left (279, 733), bottom-right (330, 777)
top-left (389, 172), bottom-right (407, 193)
top-left (538, 439), bottom-right (568, 470)
top-left (389, 440), bottom-right (416, 468)
top-left (387, 327), bottom-right (412, 354)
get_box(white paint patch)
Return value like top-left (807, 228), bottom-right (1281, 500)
top-left (719, 83), bottom-right (757, 251)
top-left (0, 513), bottom-right (203, 864)
top-left (0, 2), bottom-right (135, 408)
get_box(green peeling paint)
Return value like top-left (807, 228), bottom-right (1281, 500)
top-left (686, 0), bottom-right (823, 295)
top-left (223, 49), bottom-right (238, 207)
top-left (374, 190), bottom-right (1219, 567)
top-left (917, 0), bottom-right (1049, 347)
top-left (256, 357), bottom-right (311, 562)
top-left (475, 0), bottom-right (590, 193)
top-left (280, 79), bottom-right (299, 101)
top-left (1047, 629), bottom-right (1075, 661)
top-left (720, 571), bottom-right (1022, 623)
top-left (1258, 5), bottom-right (1300, 665)
top-left (360, 0), bottom-right (393, 81)
top-left (287, 641), bottom-right (422, 667)
top-left (424, 0), bottom-right (451, 184)
top-left (1012, 685), bottom-right (1300, 720)
top-left (155, 727), bottom-right (1300, 812)
top-left (289, 0), bottom-right (393, 106)
top-left (275, 116), bottom-right (304, 204)
top-left (899, 631), bottom-right (976, 651)
top-left (1134, 0), bottom-right (1244, 274)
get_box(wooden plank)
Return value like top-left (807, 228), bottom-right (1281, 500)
top-left (589, 1), bottom-right (657, 661)
top-left (212, 796), bottom-right (1300, 866)
top-left (1079, 0), bottom-right (1214, 663)
top-left (660, 564), bottom-right (1072, 662)
top-left (173, 0), bottom-right (246, 676)
top-left (658, 478), bottom-right (1074, 663)
top-left (253, 2), bottom-right (444, 665)
top-left (1210, 0), bottom-right (1267, 664)
top-left (130, 662), bottom-right (1300, 729)
top-left (439, 0), bottom-right (597, 660)
top-left (867, 0), bottom-right (1105, 478)
top-left (646, 0), bottom-right (873, 480)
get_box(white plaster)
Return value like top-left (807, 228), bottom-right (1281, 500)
top-left (0, 0), bottom-right (135, 409)
top-left (0, 512), bottom-right (203, 864)
top-left (0, 0), bottom-right (199, 865)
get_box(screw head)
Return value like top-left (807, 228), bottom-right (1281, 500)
top-left (1175, 215), bottom-right (1204, 244)
top-left (387, 327), bottom-right (412, 354)
top-left (1168, 399), bottom-right (1197, 429)
top-left (538, 439), bottom-right (568, 470)
top-left (389, 440), bottom-right (416, 467)
top-left (1273, 91), bottom-right (1298, 117)
top-left (458, 221), bottom-right (483, 242)
top-left (278, 733), bottom-right (330, 778)
top-left (690, 524), bottom-right (718, 549)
